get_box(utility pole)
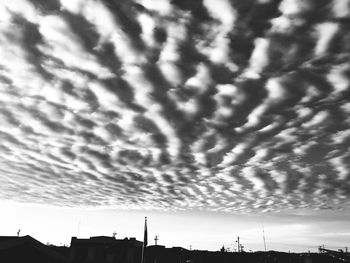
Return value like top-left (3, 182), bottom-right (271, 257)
top-left (262, 225), bottom-right (267, 252)
top-left (77, 219), bottom-right (81, 237)
top-left (237, 236), bottom-right (240, 253)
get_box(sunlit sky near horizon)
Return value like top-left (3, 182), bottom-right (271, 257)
top-left (2, 201), bottom-right (350, 252)
top-left (1, 0), bottom-right (350, 253)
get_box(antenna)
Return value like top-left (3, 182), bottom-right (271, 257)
top-left (262, 223), bottom-right (267, 252)
top-left (154, 235), bottom-right (159, 245)
top-left (141, 217), bottom-right (147, 263)
top-left (77, 219), bottom-right (81, 237)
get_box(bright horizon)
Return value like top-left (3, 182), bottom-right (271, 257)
top-left (1, 201), bottom-right (350, 253)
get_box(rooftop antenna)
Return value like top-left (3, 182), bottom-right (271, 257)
top-left (237, 236), bottom-right (240, 252)
top-left (262, 223), bottom-right (267, 252)
top-left (17, 229), bottom-right (21, 237)
top-left (154, 235), bottom-right (159, 245)
top-left (77, 219), bottom-right (81, 237)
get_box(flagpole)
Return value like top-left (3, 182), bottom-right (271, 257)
top-left (141, 217), bottom-right (147, 263)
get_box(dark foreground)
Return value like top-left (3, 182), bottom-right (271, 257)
top-left (0, 235), bottom-right (347, 263)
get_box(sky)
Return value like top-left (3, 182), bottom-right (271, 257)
top-left (2, 201), bottom-right (350, 252)
top-left (0, 0), bottom-right (350, 252)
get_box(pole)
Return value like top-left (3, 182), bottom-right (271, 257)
top-left (141, 243), bottom-right (145, 263)
top-left (262, 225), bottom-right (267, 252)
top-left (237, 236), bottom-right (240, 253)
top-left (77, 219), bottom-right (81, 237)
top-left (141, 217), bottom-right (147, 263)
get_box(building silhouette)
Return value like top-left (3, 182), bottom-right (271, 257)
top-left (0, 234), bottom-right (344, 263)
top-left (0, 235), bottom-right (69, 263)
top-left (70, 236), bottom-right (142, 263)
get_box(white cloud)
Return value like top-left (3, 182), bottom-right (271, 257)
top-left (200, 0), bottom-right (237, 66)
top-left (329, 156), bottom-right (349, 180)
top-left (241, 167), bottom-right (266, 193)
top-left (157, 14), bottom-right (189, 85)
top-left (327, 64), bottom-right (350, 99)
top-left (276, 127), bottom-right (298, 143)
top-left (302, 111), bottom-right (329, 128)
top-left (137, 13), bottom-right (156, 47)
top-left (1, 0), bottom-right (40, 24)
top-left (65, 0), bottom-right (144, 65)
top-left (59, 0), bottom-right (85, 14)
top-left (0, 0), bottom-right (349, 213)
top-left (159, 62), bottom-right (183, 86)
top-left (185, 64), bottom-right (212, 94)
top-left (293, 140), bottom-right (316, 155)
top-left (203, 0), bottom-right (236, 28)
top-left (314, 23), bottom-right (339, 57)
top-left (244, 38), bottom-right (270, 78)
top-left (332, 0), bottom-right (350, 18)
top-left (236, 78), bottom-right (287, 132)
top-left (136, 0), bottom-right (173, 16)
top-left (332, 130), bottom-right (350, 144)
top-left (248, 148), bottom-right (269, 163)
top-left (278, 0), bottom-right (310, 17)
top-left (38, 15), bottom-right (113, 78)
top-left (219, 142), bottom-right (250, 167)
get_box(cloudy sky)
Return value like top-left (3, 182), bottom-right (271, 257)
top-left (1, 0), bottom-right (350, 252)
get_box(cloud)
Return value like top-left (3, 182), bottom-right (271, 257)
top-left (314, 22), bottom-right (339, 57)
top-left (0, 0), bottom-right (349, 213)
top-left (244, 38), bottom-right (270, 78)
top-left (332, 0), bottom-right (350, 18)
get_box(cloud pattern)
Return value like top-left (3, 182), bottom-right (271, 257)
top-left (1, 0), bottom-right (350, 212)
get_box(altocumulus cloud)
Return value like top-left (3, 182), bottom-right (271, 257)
top-left (0, 0), bottom-right (350, 212)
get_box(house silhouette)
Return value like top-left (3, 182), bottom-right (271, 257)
top-left (70, 236), bottom-right (143, 263)
top-left (0, 235), bottom-right (70, 263)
